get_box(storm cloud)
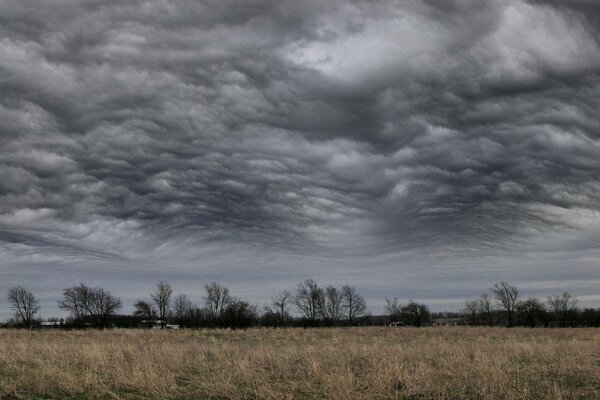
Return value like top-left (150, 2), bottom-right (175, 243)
top-left (1, 0), bottom-right (600, 316)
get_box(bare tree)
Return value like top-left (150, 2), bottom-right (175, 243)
top-left (385, 297), bottom-right (401, 323)
top-left (7, 286), bottom-right (40, 328)
top-left (58, 283), bottom-right (121, 328)
top-left (222, 297), bottom-right (257, 329)
top-left (547, 292), bottom-right (578, 327)
top-left (519, 297), bottom-right (546, 327)
top-left (323, 286), bottom-right (343, 324)
top-left (272, 291), bottom-right (292, 327)
top-left (151, 281), bottom-right (173, 328)
top-left (58, 283), bottom-right (90, 323)
top-left (204, 282), bottom-right (231, 325)
top-left (86, 287), bottom-right (123, 328)
top-left (492, 282), bottom-right (520, 327)
top-left (294, 279), bottom-right (323, 323)
top-left (463, 297), bottom-right (479, 325)
top-left (477, 294), bottom-right (494, 326)
top-left (173, 293), bottom-right (194, 325)
top-left (341, 285), bottom-right (367, 324)
top-left (401, 301), bottom-right (431, 327)
top-left (463, 294), bottom-right (494, 326)
top-left (134, 299), bottom-right (157, 328)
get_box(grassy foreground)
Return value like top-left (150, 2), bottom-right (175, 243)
top-left (0, 327), bottom-right (599, 399)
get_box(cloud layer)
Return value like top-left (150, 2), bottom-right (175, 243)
top-left (2, 0), bottom-right (600, 316)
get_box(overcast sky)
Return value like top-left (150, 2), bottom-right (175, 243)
top-left (2, 0), bottom-right (600, 318)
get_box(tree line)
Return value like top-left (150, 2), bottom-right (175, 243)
top-left (2, 279), bottom-right (368, 329)
top-left (459, 281), bottom-right (593, 328)
top-left (3, 280), bottom-right (600, 329)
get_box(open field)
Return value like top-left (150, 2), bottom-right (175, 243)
top-left (1, 327), bottom-right (599, 400)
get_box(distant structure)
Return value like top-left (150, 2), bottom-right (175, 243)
top-left (141, 320), bottom-right (180, 329)
top-left (40, 319), bottom-right (64, 329)
top-left (432, 317), bottom-right (462, 326)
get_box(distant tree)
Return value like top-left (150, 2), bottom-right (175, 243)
top-left (463, 298), bottom-right (479, 325)
top-left (222, 298), bottom-right (257, 328)
top-left (385, 297), bottom-right (401, 323)
top-left (581, 308), bottom-right (600, 327)
top-left (58, 284), bottom-right (89, 323)
top-left (189, 307), bottom-right (210, 328)
top-left (294, 279), bottom-right (324, 324)
top-left (323, 286), bottom-right (343, 324)
top-left (260, 306), bottom-right (280, 327)
top-left (58, 283), bottom-right (121, 328)
top-left (477, 294), bottom-right (494, 326)
top-left (341, 285), bottom-right (367, 324)
top-left (547, 292), bottom-right (578, 327)
top-left (7, 286), bottom-right (40, 328)
top-left (151, 281), bottom-right (173, 328)
top-left (401, 301), bottom-right (431, 327)
top-left (204, 282), bottom-right (231, 325)
top-left (86, 287), bottom-right (123, 328)
top-left (519, 297), bottom-right (546, 327)
top-left (272, 291), bottom-right (292, 327)
top-left (492, 282), bottom-right (520, 327)
top-left (134, 299), bottom-right (157, 328)
top-left (173, 293), bottom-right (194, 326)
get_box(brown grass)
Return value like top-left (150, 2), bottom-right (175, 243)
top-left (0, 327), bottom-right (599, 399)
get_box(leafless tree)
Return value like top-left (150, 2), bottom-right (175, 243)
top-left (272, 291), bottom-right (292, 327)
top-left (58, 283), bottom-right (90, 322)
top-left (7, 286), bottom-right (40, 328)
top-left (58, 283), bottom-right (121, 328)
top-left (323, 286), bottom-right (343, 324)
top-left (173, 293), bottom-right (194, 325)
top-left (341, 285), bottom-right (367, 324)
top-left (547, 292), bottom-right (578, 327)
top-left (519, 297), bottom-right (546, 327)
top-left (204, 282), bottom-right (231, 324)
top-left (151, 281), bottom-right (173, 328)
top-left (134, 299), bottom-right (157, 328)
top-left (86, 287), bottom-right (123, 328)
top-left (492, 282), bottom-right (520, 327)
top-left (463, 297), bottom-right (479, 325)
top-left (477, 293), bottom-right (494, 326)
top-left (223, 297), bottom-right (257, 328)
top-left (464, 295), bottom-right (494, 326)
top-left (385, 297), bottom-right (401, 322)
top-left (294, 279), bottom-right (323, 323)
top-left (401, 301), bottom-right (431, 327)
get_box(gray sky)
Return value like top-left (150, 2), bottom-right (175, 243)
top-left (1, 0), bottom-right (600, 319)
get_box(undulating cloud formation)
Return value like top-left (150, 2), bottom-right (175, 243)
top-left (1, 0), bottom-right (600, 316)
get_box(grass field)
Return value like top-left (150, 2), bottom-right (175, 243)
top-left (0, 327), bottom-right (599, 399)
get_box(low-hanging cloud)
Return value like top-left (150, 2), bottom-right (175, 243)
top-left (1, 0), bottom-right (600, 315)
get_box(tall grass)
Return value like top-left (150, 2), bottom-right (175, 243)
top-left (0, 327), bottom-right (598, 399)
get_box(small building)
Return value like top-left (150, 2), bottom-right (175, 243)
top-left (432, 317), bottom-right (463, 326)
top-left (388, 321), bottom-right (405, 327)
top-left (141, 320), bottom-right (180, 329)
top-left (40, 321), bottom-right (62, 329)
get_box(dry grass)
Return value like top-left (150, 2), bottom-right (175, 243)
top-left (0, 327), bottom-right (599, 399)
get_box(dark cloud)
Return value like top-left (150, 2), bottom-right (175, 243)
top-left (2, 0), bottom-right (600, 316)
